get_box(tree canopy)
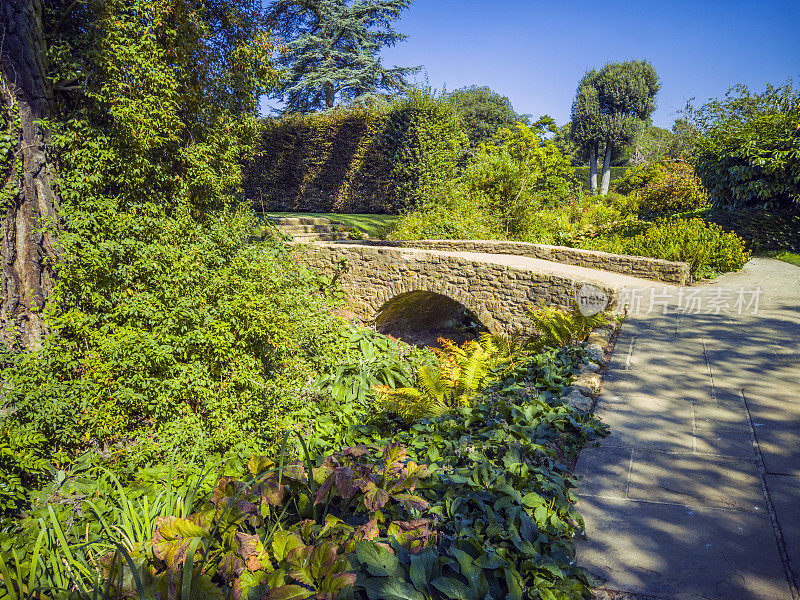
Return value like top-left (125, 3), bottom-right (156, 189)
top-left (570, 60), bottom-right (660, 193)
top-left (268, 0), bottom-right (419, 112)
top-left (447, 85), bottom-right (528, 148)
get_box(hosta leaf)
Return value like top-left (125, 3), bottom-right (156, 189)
top-left (152, 516), bottom-right (208, 569)
top-left (355, 541), bottom-right (404, 578)
top-left (392, 493), bottom-right (430, 511)
top-left (264, 584), bottom-right (314, 600)
top-left (409, 548), bottom-right (439, 591)
top-left (309, 543), bottom-right (338, 581)
top-left (286, 546), bottom-right (314, 586)
top-left (430, 576), bottom-right (474, 600)
top-left (272, 531), bottom-right (304, 562)
top-left (249, 455), bottom-right (274, 476)
top-left (362, 486), bottom-right (390, 511)
top-left (355, 518), bottom-right (379, 541)
top-left (359, 577), bottom-right (426, 600)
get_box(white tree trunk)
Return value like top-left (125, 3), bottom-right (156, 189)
top-left (589, 145), bottom-right (598, 193)
top-left (600, 142), bottom-right (613, 195)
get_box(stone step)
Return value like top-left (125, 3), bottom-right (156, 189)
top-left (291, 233), bottom-right (350, 243)
top-left (278, 224), bottom-right (344, 233)
top-left (268, 216), bottom-right (334, 226)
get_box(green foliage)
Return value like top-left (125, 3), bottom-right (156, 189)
top-left (573, 166), bottom-right (629, 191)
top-left (377, 334), bottom-right (511, 421)
top-left (588, 218), bottom-right (750, 278)
top-left (0, 423), bottom-right (49, 521)
top-left (447, 85), bottom-right (527, 148)
top-left (387, 89), bottom-right (470, 211)
top-left (1, 0), bottom-right (356, 490)
top-left (392, 121), bottom-right (576, 240)
top-left (268, 0), bottom-right (418, 112)
top-left (247, 91), bottom-right (468, 214)
top-left (615, 159), bottom-right (709, 215)
top-left (691, 80), bottom-right (800, 209)
top-left (314, 328), bottom-right (425, 407)
top-left (527, 305), bottom-right (614, 349)
top-left (2, 336), bottom-right (606, 600)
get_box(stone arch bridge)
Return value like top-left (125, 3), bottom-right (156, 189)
top-left (302, 240), bottom-right (689, 336)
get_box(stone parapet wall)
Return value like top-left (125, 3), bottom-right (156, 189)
top-left (300, 243), bottom-right (623, 336)
top-left (359, 240), bottom-right (690, 285)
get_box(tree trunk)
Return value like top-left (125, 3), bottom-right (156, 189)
top-left (589, 144), bottom-right (598, 193)
top-left (1, 0), bottom-right (60, 350)
top-left (600, 141), bottom-right (613, 195)
top-left (324, 83), bottom-right (334, 109)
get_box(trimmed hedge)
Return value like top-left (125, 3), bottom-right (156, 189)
top-left (573, 166), bottom-right (630, 192)
top-left (245, 94), bottom-right (467, 214)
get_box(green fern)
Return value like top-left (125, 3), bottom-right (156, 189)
top-left (376, 336), bottom-right (507, 422)
top-left (526, 303), bottom-right (613, 348)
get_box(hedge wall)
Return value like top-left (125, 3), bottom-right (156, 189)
top-left (573, 166), bottom-right (631, 192)
top-left (245, 94), bottom-right (466, 214)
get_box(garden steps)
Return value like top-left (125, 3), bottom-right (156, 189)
top-left (267, 216), bottom-right (352, 243)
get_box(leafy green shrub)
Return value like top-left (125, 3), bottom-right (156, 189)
top-left (447, 85), bottom-right (527, 147)
top-left (593, 218), bottom-right (751, 278)
top-left (573, 165), bottom-right (629, 191)
top-left (315, 328), bottom-right (428, 407)
top-left (615, 159), bottom-right (709, 215)
top-left (692, 81), bottom-right (800, 209)
top-left (391, 122), bottom-right (577, 241)
top-left (0, 423), bottom-right (51, 522)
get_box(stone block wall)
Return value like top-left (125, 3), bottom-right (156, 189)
top-left (362, 240), bottom-right (691, 285)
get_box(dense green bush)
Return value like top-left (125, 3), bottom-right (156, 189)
top-left (692, 81), bottom-right (800, 209)
top-left (392, 123), bottom-right (576, 240)
top-left (586, 218), bottom-right (750, 278)
top-left (0, 0), bottom-right (346, 499)
top-left (573, 165), bottom-right (629, 191)
top-left (615, 159), bottom-right (709, 215)
top-left (246, 90), bottom-right (468, 214)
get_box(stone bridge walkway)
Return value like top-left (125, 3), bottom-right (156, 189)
top-left (575, 258), bottom-right (800, 599)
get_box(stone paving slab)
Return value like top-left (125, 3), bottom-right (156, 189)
top-left (575, 258), bottom-right (800, 599)
top-left (578, 496), bottom-right (792, 600)
top-left (626, 450), bottom-right (763, 512)
top-left (765, 474), bottom-right (800, 590)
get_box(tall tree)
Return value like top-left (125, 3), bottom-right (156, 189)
top-left (0, 0), bottom-right (61, 349)
top-left (570, 61), bottom-right (660, 194)
top-left (268, 0), bottom-right (419, 112)
top-left (569, 70), bottom-right (603, 192)
top-left (595, 60), bottom-right (660, 194)
top-left (447, 85), bottom-right (527, 148)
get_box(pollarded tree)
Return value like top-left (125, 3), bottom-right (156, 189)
top-left (569, 70), bottom-right (604, 192)
top-left (269, 0), bottom-right (420, 112)
top-left (570, 61), bottom-right (660, 194)
top-left (595, 60), bottom-right (660, 194)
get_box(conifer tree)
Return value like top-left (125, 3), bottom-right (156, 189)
top-left (268, 0), bottom-right (419, 112)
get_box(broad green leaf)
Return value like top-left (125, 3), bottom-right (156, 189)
top-left (354, 541), bottom-right (404, 578)
top-left (272, 531), bottom-right (304, 562)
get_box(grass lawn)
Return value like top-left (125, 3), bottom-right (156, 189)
top-left (259, 212), bottom-right (399, 239)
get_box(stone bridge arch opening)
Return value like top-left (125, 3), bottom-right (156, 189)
top-left (374, 290), bottom-right (490, 347)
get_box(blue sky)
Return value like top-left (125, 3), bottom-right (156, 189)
top-left (375, 0), bottom-right (800, 128)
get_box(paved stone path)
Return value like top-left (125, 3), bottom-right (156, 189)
top-left (575, 258), bottom-right (800, 599)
